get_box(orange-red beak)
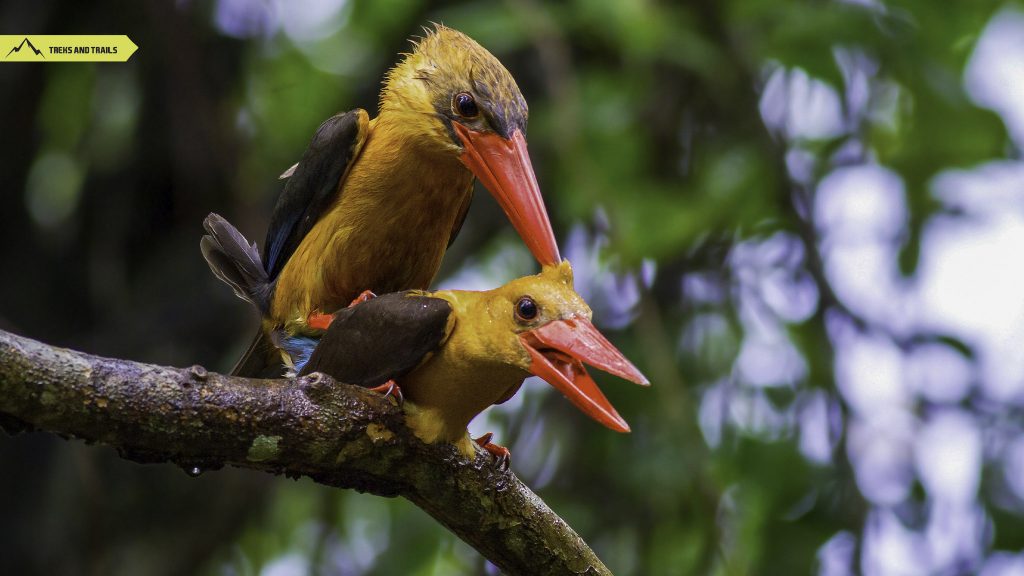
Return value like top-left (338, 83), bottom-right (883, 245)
top-left (454, 124), bottom-right (561, 266)
top-left (519, 317), bottom-right (649, 433)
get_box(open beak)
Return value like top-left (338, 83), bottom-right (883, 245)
top-left (454, 124), bottom-right (561, 266)
top-left (519, 318), bottom-right (649, 433)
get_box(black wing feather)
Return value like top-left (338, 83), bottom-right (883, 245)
top-left (299, 292), bottom-right (452, 387)
top-left (200, 213), bottom-right (271, 314)
top-left (446, 185), bottom-right (474, 248)
top-left (231, 331), bottom-right (283, 378)
top-left (264, 109), bottom-right (368, 279)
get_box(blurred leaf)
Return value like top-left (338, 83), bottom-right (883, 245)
top-left (38, 63), bottom-right (95, 150)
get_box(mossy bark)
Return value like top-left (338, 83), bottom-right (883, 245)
top-left (0, 329), bottom-right (611, 575)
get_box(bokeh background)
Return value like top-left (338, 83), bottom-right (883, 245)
top-left (2, 0), bottom-right (1024, 574)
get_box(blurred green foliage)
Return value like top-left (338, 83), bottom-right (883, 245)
top-left (1, 0), bottom-right (1022, 574)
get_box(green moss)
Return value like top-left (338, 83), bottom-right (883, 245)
top-left (247, 435), bottom-right (282, 462)
top-left (40, 390), bottom-right (56, 406)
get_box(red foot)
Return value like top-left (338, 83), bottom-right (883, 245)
top-left (369, 379), bottom-right (403, 405)
top-left (348, 289), bottom-right (377, 308)
top-left (306, 290), bottom-right (377, 330)
top-left (307, 312), bottom-right (334, 330)
top-left (473, 432), bottom-right (511, 471)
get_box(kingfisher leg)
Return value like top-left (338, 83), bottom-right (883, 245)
top-left (368, 379), bottom-right (403, 405)
top-left (473, 432), bottom-right (511, 471)
top-left (348, 290), bottom-right (377, 307)
top-left (307, 290), bottom-right (377, 330)
top-left (306, 312), bottom-right (335, 330)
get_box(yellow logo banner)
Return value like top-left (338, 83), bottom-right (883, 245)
top-left (1, 36), bottom-right (137, 62)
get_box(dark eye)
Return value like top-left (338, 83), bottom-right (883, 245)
top-left (453, 92), bottom-right (479, 118)
top-left (515, 296), bottom-right (538, 322)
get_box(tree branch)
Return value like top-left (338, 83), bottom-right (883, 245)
top-left (0, 328), bottom-right (610, 575)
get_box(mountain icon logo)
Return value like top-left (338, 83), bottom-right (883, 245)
top-left (5, 37), bottom-right (44, 59)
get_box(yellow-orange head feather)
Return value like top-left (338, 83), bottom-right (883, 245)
top-left (403, 261), bottom-right (647, 447)
top-left (379, 24), bottom-right (529, 155)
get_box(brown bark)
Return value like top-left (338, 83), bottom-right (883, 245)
top-left (0, 328), bottom-right (611, 575)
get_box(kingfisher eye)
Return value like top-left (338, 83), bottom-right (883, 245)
top-left (453, 92), bottom-right (479, 118)
top-left (514, 296), bottom-right (538, 322)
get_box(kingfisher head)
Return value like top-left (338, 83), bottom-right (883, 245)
top-left (381, 24), bottom-right (561, 267)
top-left (449, 261), bottom-right (650, 432)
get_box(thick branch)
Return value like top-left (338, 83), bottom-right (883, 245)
top-left (0, 329), bottom-right (610, 575)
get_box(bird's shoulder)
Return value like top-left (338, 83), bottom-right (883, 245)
top-left (263, 109), bottom-right (370, 280)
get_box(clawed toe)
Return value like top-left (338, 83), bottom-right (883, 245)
top-left (473, 432), bottom-right (511, 471)
top-left (306, 312), bottom-right (335, 330)
top-left (348, 290), bottom-right (377, 308)
top-left (368, 379), bottom-right (403, 405)
top-left (306, 290), bottom-right (376, 329)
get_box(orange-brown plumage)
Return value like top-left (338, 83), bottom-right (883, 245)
top-left (271, 112), bottom-right (473, 333)
top-left (227, 25), bottom-right (561, 376)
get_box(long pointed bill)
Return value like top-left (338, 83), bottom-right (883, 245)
top-left (454, 124), bottom-right (561, 266)
top-left (520, 318), bottom-right (650, 433)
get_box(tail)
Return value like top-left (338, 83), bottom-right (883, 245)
top-left (200, 213), bottom-right (272, 315)
top-left (230, 331), bottom-right (286, 378)
top-left (202, 213), bottom-right (283, 377)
